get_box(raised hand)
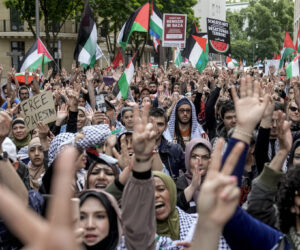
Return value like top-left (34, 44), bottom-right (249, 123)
top-left (231, 76), bottom-right (269, 143)
top-left (86, 69), bottom-right (94, 82)
top-left (132, 103), bottom-right (156, 172)
top-left (0, 147), bottom-right (81, 250)
top-left (112, 135), bottom-right (130, 170)
top-left (277, 111), bottom-right (292, 153)
top-left (85, 108), bottom-right (94, 122)
top-left (36, 121), bottom-right (50, 139)
top-left (56, 103), bottom-right (69, 126)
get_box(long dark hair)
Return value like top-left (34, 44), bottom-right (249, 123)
top-left (174, 110), bottom-right (191, 150)
top-left (79, 191), bottom-right (119, 250)
top-left (277, 166), bottom-right (300, 233)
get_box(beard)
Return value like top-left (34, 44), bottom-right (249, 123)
top-left (178, 117), bottom-right (191, 125)
top-left (149, 89), bottom-right (157, 94)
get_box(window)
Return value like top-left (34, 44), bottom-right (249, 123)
top-left (11, 41), bottom-right (25, 69)
top-left (10, 7), bottom-right (24, 31)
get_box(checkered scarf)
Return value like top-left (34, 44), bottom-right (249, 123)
top-left (163, 97), bottom-right (205, 141)
top-left (48, 124), bottom-right (111, 167)
top-left (117, 206), bottom-right (230, 250)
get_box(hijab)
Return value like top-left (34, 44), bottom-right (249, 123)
top-left (184, 138), bottom-right (212, 202)
top-left (28, 137), bottom-right (45, 190)
top-left (79, 190), bottom-right (122, 250)
top-left (12, 118), bottom-right (31, 150)
top-left (85, 154), bottom-right (120, 189)
top-left (153, 171), bottom-right (180, 240)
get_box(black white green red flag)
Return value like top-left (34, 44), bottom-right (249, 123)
top-left (74, 1), bottom-right (103, 69)
top-left (182, 34), bottom-right (209, 73)
top-left (113, 53), bottom-right (137, 100)
top-left (150, 0), bottom-right (163, 52)
top-left (286, 53), bottom-right (300, 79)
top-left (279, 32), bottom-right (295, 68)
top-left (19, 38), bottom-right (53, 73)
top-left (118, 3), bottom-right (149, 50)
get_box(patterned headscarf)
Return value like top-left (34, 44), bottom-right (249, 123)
top-left (48, 124), bottom-right (111, 167)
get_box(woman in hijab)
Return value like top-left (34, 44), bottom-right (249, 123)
top-left (153, 171), bottom-right (197, 241)
top-left (85, 155), bottom-right (120, 190)
top-left (176, 138), bottom-right (212, 213)
top-left (11, 117), bottom-right (31, 151)
top-left (78, 190), bottom-right (122, 250)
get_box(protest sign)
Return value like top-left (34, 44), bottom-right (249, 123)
top-left (265, 60), bottom-right (280, 76)
top-left (207, 18), bottom-right (231, 56)
top-left (162, 14), bottom-right (187, 48)
top-left (20, 91), bottom-right (56, 131)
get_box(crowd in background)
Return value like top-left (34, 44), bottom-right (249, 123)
top-left (0, 62), bottom-right (299, 249)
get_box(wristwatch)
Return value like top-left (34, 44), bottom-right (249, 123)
top-left (0, 152), bottom-right (8, 161)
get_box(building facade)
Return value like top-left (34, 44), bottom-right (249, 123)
top-left (295, 0), bottom-right (300, 42)
top-left (0, 2), bottom-right (153, 81)
top-left (193, 0), bottom-right (226, 32)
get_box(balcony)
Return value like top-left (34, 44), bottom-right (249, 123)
top-left (0, 19), bottom-right (81, 39)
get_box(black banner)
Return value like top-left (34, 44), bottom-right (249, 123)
top-left (207, 18), bottom-right (231, 56)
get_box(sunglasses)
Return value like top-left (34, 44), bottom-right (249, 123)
top-left (289, 106), bottom-right (299, 112)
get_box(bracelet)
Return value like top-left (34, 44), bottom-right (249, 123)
top-left (234, 128), bottom-right (252, 138)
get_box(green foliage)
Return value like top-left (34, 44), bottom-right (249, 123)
top-left (4, 0), bottom-right (84, 55)
top-left (227, 0), bottom-right (294, 64)
top-left (93, 0), bottom-right (198, 58)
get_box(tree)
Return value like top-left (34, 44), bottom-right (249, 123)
top-left (93, 0), bottom-right (198, 62)
top-left (227, 0), bottom-right (294, 64)
top-left (4, 0), bottom-right (84, 58)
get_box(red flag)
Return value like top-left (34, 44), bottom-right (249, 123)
top-left (111, 48), bottom-right (124, 69)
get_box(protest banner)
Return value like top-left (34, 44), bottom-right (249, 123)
top-left (207, 18), bottom-right (231, 56)
top-left (265, 59), bottom-right (280, 76)
top-left (20, 91), bottom-right (56, 131)
top-left (162, 14), bottom-right (187, 48)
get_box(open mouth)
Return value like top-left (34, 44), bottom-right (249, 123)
top-left (155, 202), bottom-right (165, 210)
top-left (95, 183), bottom-right (107, 189)
top-left (85, 234), bottom-right (98, 242)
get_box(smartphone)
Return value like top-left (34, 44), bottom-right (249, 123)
top-left (95, 94), bottom-right (107, 112)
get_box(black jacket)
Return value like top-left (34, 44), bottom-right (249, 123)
top-left (159, 136), bottom-right (185, 179)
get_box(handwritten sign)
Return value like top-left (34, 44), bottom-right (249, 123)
top-left (20, 91), bottom-right (56, 131)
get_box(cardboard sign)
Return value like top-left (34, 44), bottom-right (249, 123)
top-left (162, 14), bottom-right (187, 48)
top-left (207, 18), bottom-right (231, 56)
top-left (20, 91), bottom-right (56, 131)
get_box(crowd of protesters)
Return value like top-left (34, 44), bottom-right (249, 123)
top-left (0, 61), bottom-right (299, 250)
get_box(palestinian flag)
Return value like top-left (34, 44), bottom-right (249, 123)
top-left (182, 34), bottom-right (209, 73)
top-left (226, 57), bottom-right (239, 69)
top-left (13, 72), bottom-right (39, 84)
top-left (286, 54), bottom-right (300, 79)
top-left (19, 38), bottom-right (53, 73)
top-left (174, 47), bottom-right (182, 67)
top-left (150, 0), bottom-right (163, 44)
top-left (74, 1), bottom-right (103, 69)
top-left (113, 52), bottom-right (137, 100)
top-left (279, 32), bottom-right (295, 68)
top-left (118, 3), bottom-right (149, 50)
top-left (153, 37), bottom-right (160, 52)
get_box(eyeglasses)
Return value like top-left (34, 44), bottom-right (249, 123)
top-left (289, 106), bottom-right (299, 112)
top-left (178, 109), bottom-right (191, 114)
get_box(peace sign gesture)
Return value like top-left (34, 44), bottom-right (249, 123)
top-left (0, 147), bottom-right (82, 250)
top-left (132, 103), bottom-right (156, 172)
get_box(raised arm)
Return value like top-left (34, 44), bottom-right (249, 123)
top-left (122, 103), bottom-right (156, 250)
